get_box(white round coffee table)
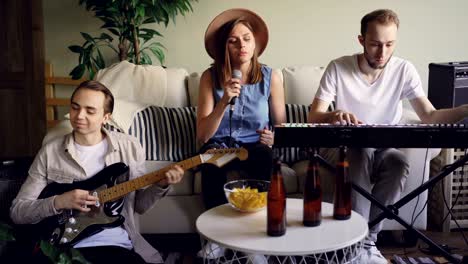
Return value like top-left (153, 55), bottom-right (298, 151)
top-left (196, 198), bottom-right (368, 264)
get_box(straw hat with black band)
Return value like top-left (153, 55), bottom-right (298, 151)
top-left (204, 8), bottom-right (269, 60)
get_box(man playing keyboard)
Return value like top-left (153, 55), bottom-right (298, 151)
top-left (308, 9), bottom-right (468, 264)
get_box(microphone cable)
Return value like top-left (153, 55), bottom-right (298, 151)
top-left (229, 70), bottom-right (242, 148)
top-left (229, 105), bottom-right (234, 147)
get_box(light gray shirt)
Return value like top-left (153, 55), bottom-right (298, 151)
top-left (10, 128), bottom-right (169, 263)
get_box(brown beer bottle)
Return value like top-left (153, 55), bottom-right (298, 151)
top-left (267, 158), bottom-right (286, 236)
top-left (303, 149), bottom-right (322, 226)
top-left (333, 147), bottom-right (352, 220)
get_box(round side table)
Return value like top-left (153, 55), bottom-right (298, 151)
top-left (196, 198), bottom-right (368, 264)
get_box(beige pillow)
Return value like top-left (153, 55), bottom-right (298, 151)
top-left (282, 66), bottom-right (325, 105)
top-left (187, 72), bottom-right (201, 107)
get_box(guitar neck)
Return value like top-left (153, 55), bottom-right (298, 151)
top-left (99, 155), bottom-right (202, 203)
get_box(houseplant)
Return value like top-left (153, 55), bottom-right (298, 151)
top-left (69, 0), bottom-right (197, 80)
top-left (0, 221), bottom-right (89, 263)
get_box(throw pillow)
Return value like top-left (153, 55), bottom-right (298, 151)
top-left (129, 106), bottom-right (197, 161)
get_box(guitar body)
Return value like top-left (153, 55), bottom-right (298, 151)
top-left (36, 162), bottom-right (129, 247)
top-left (18, 148), bottom-right (248, 248)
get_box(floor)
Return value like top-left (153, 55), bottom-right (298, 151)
top-left (378, 230), bottom-right (468, 263)
top-left (150, 230), bottom-right (468, 264)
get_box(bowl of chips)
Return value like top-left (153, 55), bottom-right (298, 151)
top-left (224, 179), bottom-right (269, 213)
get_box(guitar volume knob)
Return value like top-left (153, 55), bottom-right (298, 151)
top-left (65, 227), bottom-right (73, 233)
top-left (68, 217), bottom-right (76, 224)
top-left (60, 237), bottom-right (68, 244)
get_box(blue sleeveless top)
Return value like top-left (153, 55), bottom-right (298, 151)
top-left (211, 65), bottom-right (272, 143)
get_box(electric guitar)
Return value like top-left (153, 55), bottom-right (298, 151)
top-left (33, 148), bottom-right (248, 247)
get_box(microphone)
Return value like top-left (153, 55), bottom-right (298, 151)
top-left (230, 69), bottom-right (242, 111)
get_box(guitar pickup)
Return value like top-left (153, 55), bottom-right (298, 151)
top-left (92, 191), bottom-right (100, 207)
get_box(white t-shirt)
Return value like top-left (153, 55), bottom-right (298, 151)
top-left (315, 54), bottom-right (425, 124)
top-left (72, 138), bottom-right (133, 250)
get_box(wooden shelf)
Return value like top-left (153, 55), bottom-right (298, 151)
top-left (45, 62), bottom-right (87, 129)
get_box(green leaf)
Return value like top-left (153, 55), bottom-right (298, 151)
top-left (89, 68), bottom-right (96, 80)
top-left (82, 45), bottom-right (94, 65)
top-left (143, 17), bottom-right (156, 24)
top-left (136, 6), bottom-right (145, 19)
top-left (149, 46), bottom-right (165, 64)
top-left (40, 240), bottom-right (60, 262)
top-left (101, 21), bottom-right (117, 29)
top-left (149, 42), bottom-right (165, 49)
top-left (100, 33), bottom-right (113, 42)
top-left (95, 10), bottom-right (113, 19)
top-left (139, 33), bottom-right (152, 42)
top-left (107, 27), bottom-right (120, 36)
top-left (68, 45), bottom-right (83, 54)
top-left (80, 32), bottom-right (95, 43)
top-left (70, 248), bottom-right (91, 264)
top-left (57, 251), bottom-right (72, 264)
top-left (141, 51), bottom-right (152, 65)
top-left (0, 222), bottom-right (15, 241)
top-left (92, 52), bottom-right (105, 69)
top-left (140, 28), bottom-right (163, 37)
top-left (69, 64), bottom-right (86, 80)
top-left (105, 6), bottom-right (119, 14)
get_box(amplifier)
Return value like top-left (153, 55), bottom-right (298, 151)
top-left (428, 62), bottom-right (468, 124)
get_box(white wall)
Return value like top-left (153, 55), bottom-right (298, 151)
top-left (44, 0), bottom-right (468, 94)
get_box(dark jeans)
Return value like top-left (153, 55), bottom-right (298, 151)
top-left (200, 139), bottom-right (273, 209)
top-left (12, 245), bottom-right (147, 264)
top-left (77, 246), bottom-right (147, 264)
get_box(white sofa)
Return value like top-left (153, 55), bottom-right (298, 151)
top-left (44, 62), bottom-right (440, 236)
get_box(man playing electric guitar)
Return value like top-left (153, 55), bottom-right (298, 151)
top-left (10, 81), bottom-right (185, 264)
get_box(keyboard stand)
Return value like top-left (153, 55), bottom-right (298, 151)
top-left (313, 148), bottom-right (468, 264)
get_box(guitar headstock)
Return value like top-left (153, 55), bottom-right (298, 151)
top-left (201, 148), bottom-right (248, 167)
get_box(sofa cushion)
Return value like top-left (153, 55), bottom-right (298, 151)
top-left (96, 61), bottom-right (190, 108)
top-left (95, 61), bottom-right (167, 106)
top-left (165, 68), bottom-right (190, 107)
top-left (187, 72), bottom-right (201, 107)
top-left (129, 106), bottom-right (197, 161)
top-left (282, 66), bottom-right (325, 105)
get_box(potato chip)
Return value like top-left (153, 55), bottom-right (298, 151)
top-left (227, 187), bottom-right (267, 212)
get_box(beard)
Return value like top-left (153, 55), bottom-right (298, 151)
top-left (363, 47), bottom-right (392, 69)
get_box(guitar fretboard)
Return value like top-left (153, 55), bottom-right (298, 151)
top-left (98, 155), bottom-right (202, 203)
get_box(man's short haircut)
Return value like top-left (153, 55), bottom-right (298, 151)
top-left (71, 80), bottom-right (114, 114)
top-left (360, 9), bottom-right (400, 36)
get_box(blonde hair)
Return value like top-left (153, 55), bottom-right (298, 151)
top-left (361, 9), bottom-right (400, 36)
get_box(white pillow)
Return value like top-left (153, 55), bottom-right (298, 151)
top-left (282, 66), bottom-right (325, 105)
top-left (165, 68), bottom-right (190, 107)
top-left (187, 72), bottom-right (201, 107)
top-left (95, 61), bottom-right (167, 106)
